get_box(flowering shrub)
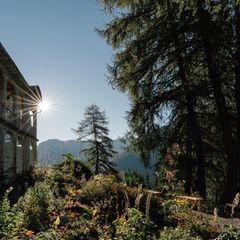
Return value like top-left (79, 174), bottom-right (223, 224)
top-left (115, 208), bottom-right (157, 240)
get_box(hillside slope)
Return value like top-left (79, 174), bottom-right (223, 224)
top-left (37, 139), bottom-right (155, 177)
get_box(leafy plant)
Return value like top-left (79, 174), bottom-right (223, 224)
top-left (56, 154), bottom-right (92, 179)
top-left (214, 225), bottom-right (240, 240)
top-left (0, 187), bottom-right (22, 238)
top-left (115, 208), bottom-right (156, 240)
top-left (34, 229), bottom-right (63, 240)
top-left (17, 181), bottom-right (55, 232)
top-left (51, 154), bottom-right (93, 197)
top-left (124, 169), bottom-right (144, 187)
top-left (63, 217), bottom-right (99, 239)
top-left (159, 227), bottom-right (202, 240)
top-left (80, 175), bottom-right (126, 222)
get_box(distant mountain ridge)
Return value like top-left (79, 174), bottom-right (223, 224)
top-left (37, 139), bottom-right (155, 177)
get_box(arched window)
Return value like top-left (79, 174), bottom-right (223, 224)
top-left (4, 132), bottom-right (12, 144)
top-left (16, 137), bottom-right (23, 174)
top-left (29, 110), bottom-right (34, 127)
top-left (29, 141), bottom-right (34, 166)
top-left (4, 132), bottom-right (14, 176)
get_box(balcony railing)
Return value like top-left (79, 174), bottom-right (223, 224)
top-left (0, 103), bottom-right (36, 137)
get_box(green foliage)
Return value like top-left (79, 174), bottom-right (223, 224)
top-left (80, 175), bottom-right (126, 222)
top-left (124, 169), bottom-right (144, 187)
top-left (125, 186), bottom-right (164, 227)
top-left (188, 221), bottom-right (213, 240)
top-left (64, 217), bottom-right (114, 240)
top-left (98, 0), bottom-right (240, 201)
top-left (53, 154), bottom-right (92, 185)
top-left (32, 165), bottom-right (50, 182)
top-left (17, 181), bottom-right (55, 231)
top-left (115, 208), bottom-right (157, 240)
top-left (155, 147), bottom-right (184, 195)
top-left (161, 198), bottom-right (192, 227)
top-left (214, 226), bottom-right (240, 240)
top-left (3, 163), bottom-right (235, 239)
top-left (63, 217), bottom-right (100, 239)
top-left (81, 175), bottom-right (123, 202)
top-left (0, 187), bottom-right (22, 238)
top-left (159, 227), bottom-right (202, 240)
top-left (34, 229), bottom-right (63, 240)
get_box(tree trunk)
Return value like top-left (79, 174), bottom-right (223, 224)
top-left (174, 34), bottom-right (206, 198)
top-left (197, 0), bottom-right (238, 202)
top-left (186, 95), bottom-right (206, 198)
top-left (185, 132), bottom-right (193, 196)
top-left (233, 4), bottom-right (240, 191)
top-left (95, 141), bottom-right (99, 175)
top-left (234, 5), bottom-right (240, 143)
top-left (93, 117), bottom-right (100, 175)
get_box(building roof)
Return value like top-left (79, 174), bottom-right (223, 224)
top-left (0, 43), bottom-right (40, 96)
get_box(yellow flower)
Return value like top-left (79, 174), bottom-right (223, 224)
top-left (54, 216), bottom-right (61, 226)
top-left (92, 209), bottom-right (98, 217)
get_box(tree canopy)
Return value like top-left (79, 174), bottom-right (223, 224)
top-left (98, 0), bottom-right (240, 202)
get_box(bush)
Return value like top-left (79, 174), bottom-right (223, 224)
top-left (52, 154), bottom-right (93, 195)
top-left (115, 208), bottom-right (157, 240)
top-left (32, 165), bottom-right (51, 182)
top-left (80, 175), bottom-right (123, 201)
top-left (161, 199), bottom-right (191, 227)
top-left (188, 221), bottom-right (213, 240)
top-left (55, 154), bottom-right (92, 181)
top-left (214, 225), bottom-right (240, 240)
top-left (159, 227), bottom-right (202, 240)
top-left (124, 170), bottom-right (144, 187)
top-left (63, 217), bottom-right (99, 240)
top-left (34, 229), bottom-right (64, 240)
top-left (80, 175), bottom-right (127, 222)
top-left (17, 181), bottom-right (55, 232)
top-left (0, 187), bottom-right (22, 238)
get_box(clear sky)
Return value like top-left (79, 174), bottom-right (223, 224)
top-left (0, 0), bottom-right (130, 143)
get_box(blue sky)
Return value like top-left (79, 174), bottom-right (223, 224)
top-left (0, 0), bottom-right (130, 142)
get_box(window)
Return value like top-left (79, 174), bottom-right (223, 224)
top-left (29, 110), bottom-right (34, 127)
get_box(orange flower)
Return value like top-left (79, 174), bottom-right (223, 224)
top-left (25, 230), bottom-right (34, 237)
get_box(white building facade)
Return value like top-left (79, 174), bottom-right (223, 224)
top-left (0, 43), bottom-right (40, 182)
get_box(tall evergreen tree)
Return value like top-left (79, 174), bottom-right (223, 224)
top-left (97, 0), bottom-right (240, 202)
top-left (73, 104), bottom-right (116, 174)
top-left (97, 0), bottom-right (207, 197)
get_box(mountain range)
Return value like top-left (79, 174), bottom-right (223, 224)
top-left (37, 139), bottom-right (156, 178)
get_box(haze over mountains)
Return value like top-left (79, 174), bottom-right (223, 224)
top-left (37, 139), bottom-right (156, 177)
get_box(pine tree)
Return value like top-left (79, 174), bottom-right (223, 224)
top-left (73, 104), bottom-right (116, 174)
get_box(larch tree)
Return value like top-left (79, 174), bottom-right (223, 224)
top-left (97, 0), bottom-right (240, 202)
top-left (97, 0), bottom-right (207, 197)
top-left (73, 104), bottom-right (116, 174)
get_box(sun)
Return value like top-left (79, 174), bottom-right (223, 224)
top-left (37, 99), bottom-right (51, 113)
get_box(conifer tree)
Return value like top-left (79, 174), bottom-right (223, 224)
top-left (73, 104), bottom-right (116, 174)
top-left (97, 0), bottom-right (240, 202)
top-left (98, 0), bottom-right (207, 197)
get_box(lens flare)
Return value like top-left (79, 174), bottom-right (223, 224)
top-left (37, 99), bottom-right (51, 113)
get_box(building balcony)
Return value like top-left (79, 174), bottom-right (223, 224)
top-left (0, 103), bottom-right (36, 137)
